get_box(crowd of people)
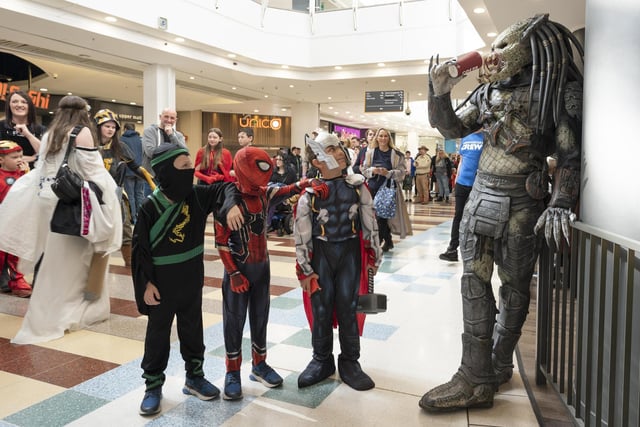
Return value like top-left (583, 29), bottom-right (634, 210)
top-left (0, 93), bottom-right (471, 416)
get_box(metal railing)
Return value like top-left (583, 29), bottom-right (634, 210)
top-left (536, 222), bottom-right (640, 427)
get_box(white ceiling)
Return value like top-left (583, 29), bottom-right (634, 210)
top-left (0, 0), bottom-right (585, 138)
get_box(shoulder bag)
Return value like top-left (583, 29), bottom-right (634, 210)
top-left (51, 125), bottom-right (84, 203)
top-left (373, 178), bottom-right (397, 219)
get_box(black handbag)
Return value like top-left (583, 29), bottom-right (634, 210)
top-left (51, 125), bottom-right (84, 203)
top-left (50, 181), bottom-right (103, 236)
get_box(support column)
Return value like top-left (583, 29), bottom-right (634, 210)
top-left (291, 102), bottom-right (319, 150)
top-left (143, 64), bottom-right (176, 129)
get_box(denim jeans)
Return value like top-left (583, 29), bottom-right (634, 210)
top-left (123, 176), bottom-right (145, 223)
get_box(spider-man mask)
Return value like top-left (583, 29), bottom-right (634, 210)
top-left (233, 146), bottom-right (273, 196)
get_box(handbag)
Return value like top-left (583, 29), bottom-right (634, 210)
top-left (373, 178), bottom-right (397, 219)
top-left (51, 125), bottom-right (84, 203)
top-left (50, 181), bottom-right (103, 236)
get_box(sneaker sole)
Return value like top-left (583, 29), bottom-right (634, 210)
top-left (250, 373), bottom-right (283, 388)
top-left (222, 391), bottom-right (243, 401)
top-left (182, 386), bottom-right (219, 401)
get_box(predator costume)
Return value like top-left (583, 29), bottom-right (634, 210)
top-left (214, 146), bottom-right (311, 399)
top-left (420, 14), bottom-right (583, 411)
top-left (132, 144), bottom-right (241, 402)
top-left (295, 133), bottom-right (383, 391)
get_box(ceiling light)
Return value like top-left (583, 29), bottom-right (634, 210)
top-left (487, 32), bottom-right (497, 37)
top-left (327, 96), bottom-right (332, 100)
top-left (232, 86), bottom-right (237, 90)
top-left (281, 108), bottom-right (287, 111)
top-left (390, 79), bottom-right (396, 82)
top-left (175, 37), bottom-right (185, 42)
top-left (473, 7), bottom-right (485, 14)
top-left (377, 63), bottom-right (385, 67)
top-left (67, 92), bottom-right (73, 96)
top-left (227, 53), bottom-right (237, 58)
top-left (253, 109), bottom-right (259, 113)
top-left (264, 94), bottom-right (269, 98)
top-left (328, 106), bottom-right (333, 110)
top-left (111, 99), bottom-right (116, 102)
top-left (281, 65), bottom-right (289, 69)
top-left (129, 102), bottom-right (136, 105)
top-left (39, 88), bottom-right (48, 92)
top-left (189, 76), bottom-right (195, 80)
top-left (289, 84), bottom-right (294, 88)
top-left (334, 66), bottom-right (342, 70)
top-left (105, 16), bottom-right (117, 22)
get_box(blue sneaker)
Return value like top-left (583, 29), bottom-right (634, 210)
top-left (139, 387), bottom-right (162, 416)
top-left (223, 371), bottom-right (243, 401)
top-left (250, 361), bottom-right (283, 388)
top-left (183, 376), bottom-right (220, 401)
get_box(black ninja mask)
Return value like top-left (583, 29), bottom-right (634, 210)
top-left (151, 144), bottom-right (194, 202)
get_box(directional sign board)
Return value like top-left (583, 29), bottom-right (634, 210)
top-left (364, 90), bottom-right (404, 112)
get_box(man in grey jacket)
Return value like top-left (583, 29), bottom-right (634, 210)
top-left (142, 108), bottom-right (187, 196)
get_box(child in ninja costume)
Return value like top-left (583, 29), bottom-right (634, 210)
top-left (0, 141), bottom-right (32, 298)
top-left (214, 146), bottom-right (314, 400)
top-left (131, 144), bottom-right (244, 416)
top-left (295, 132), bottom-right (383, 390)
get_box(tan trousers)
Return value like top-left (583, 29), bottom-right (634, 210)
top-left (415, 174), bottom-right (430, 203)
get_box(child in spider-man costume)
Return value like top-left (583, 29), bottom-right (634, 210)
top-left (214, 146), bottom-right (313, 400)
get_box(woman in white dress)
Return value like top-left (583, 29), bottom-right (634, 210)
top-left (0, 95), bottom-right (121, 344)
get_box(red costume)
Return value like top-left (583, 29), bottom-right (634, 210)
top-left (0, 142), bottom-right (32, 297)
top-left (214, 146), bottom-right (311, 399)
top-left (194, 147), bottom-right (233, 184)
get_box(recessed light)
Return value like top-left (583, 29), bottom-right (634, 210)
top-left (105, 16), bottom-right (117, 22)
top-left (377, 63), bottom-right (385, 67)
top-left (281, 65), bottom-right (289, 69)
top-left (232, 86), bottom-right (237, 90)
top-left (189, 76), bottom-right (195, 80)
top-left (111, 99), bottom-right (116, 102)
top-left (175, 37), bottom-right (185, 42)
top-left (289, 84), bottom-right (294, 88)
top-left (334, 66), bottom-right (342, 70)
top-left (473, 7), bottom-right (485, 14)
top-left (264, 95), bottom-right (269, 98)
top-left (328, 106), bottom-right (333, 110)
top-left (327, 96), bottom-right (332, 100)
top-left (67, 92), bottom-right (73, 96)
top-left (39, 88), bottom-right (48, 92)
top-left (390, 79), bottom-right (396, 83)
top-left (281, 108), bottom-right (287, 111)
top-left (129, 102), bottom-right (136, 105)
top-left (227, 53), bottom-right (237, 58)
top-left (487, 32), bottom-right (497, 37)
top-left (253, 109), bottom-right (259, 113)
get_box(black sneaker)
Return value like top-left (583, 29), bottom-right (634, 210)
top-left (183, 376), bottom-right (220, 400)
top-left (139, 387), bottom-right (162, 416)
top-left (439, 249), bottom-right (458, 262)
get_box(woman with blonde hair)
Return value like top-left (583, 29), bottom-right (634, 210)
top-left (362, 128), bottom-right (412, 251)
top-left (195, 128), bottom-right (234, 184)
top-left (0, 95), bottom-right (122, 344)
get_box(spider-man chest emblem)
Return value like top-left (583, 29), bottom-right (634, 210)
top-left (228, 197), bottom-right (269, 264)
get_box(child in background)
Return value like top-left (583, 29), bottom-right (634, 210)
top-left (0, 141), bottom-right (32, 297)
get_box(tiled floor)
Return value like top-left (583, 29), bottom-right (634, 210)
top-left (0, 198), bottom-right (539, 426)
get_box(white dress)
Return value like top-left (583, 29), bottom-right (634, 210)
top-left (0, 131), bottom-right (122, 344)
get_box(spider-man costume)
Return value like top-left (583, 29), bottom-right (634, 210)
top-left (214, 147), bottom-right (310, 376)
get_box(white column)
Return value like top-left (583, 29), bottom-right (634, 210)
top-left (143, 64), bottom-right (176, 129)
top-left (407, 131), bottom-right (419, 155)
top-left (291, 102), bottom-right (319, 150)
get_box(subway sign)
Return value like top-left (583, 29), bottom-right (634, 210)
top-left (0, 83), bottom-right (50, 110)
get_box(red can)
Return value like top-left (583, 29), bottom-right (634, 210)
top-left (447, 51), bottom-right (483, 78)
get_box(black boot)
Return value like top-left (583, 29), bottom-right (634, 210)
top-left (439, 248), bottom-right (458, 261)
top-left (338, 336), bottom-right (374, 391)
top-left (298, 337), bottom-right (335, 388)
top-left (419, 333), bottom-right (496, 412)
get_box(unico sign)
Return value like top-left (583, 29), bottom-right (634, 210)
top-left (239, 115), bottom-right (282, 130)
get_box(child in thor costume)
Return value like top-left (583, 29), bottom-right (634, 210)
top-left (295, 132), bottom-right (382, 390)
